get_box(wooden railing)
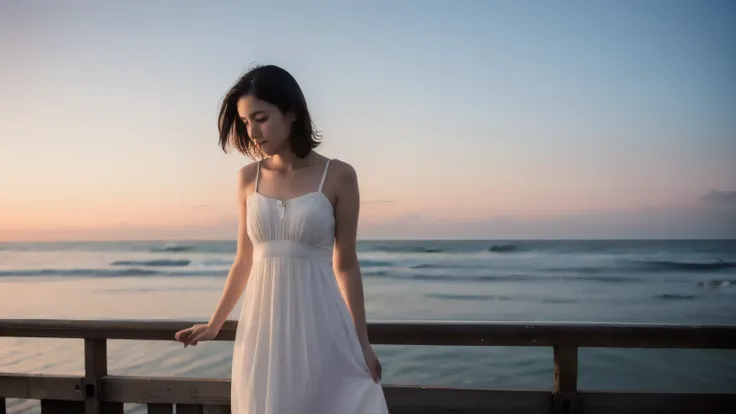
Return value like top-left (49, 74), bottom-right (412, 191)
top-left (1, 319), bottom-right (735, 413)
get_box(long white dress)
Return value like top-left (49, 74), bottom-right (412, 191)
top-left (231, 159), bottom-right (389, 414)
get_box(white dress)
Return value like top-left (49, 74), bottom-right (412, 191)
top-left (231, 159), bottom-right (389, 414)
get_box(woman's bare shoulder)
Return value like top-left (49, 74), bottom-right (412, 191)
top-left (327, 159), bottom-right (357, 183)
top-left (237, 161), bottom-right (260, 193)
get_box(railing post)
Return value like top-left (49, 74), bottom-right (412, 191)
top-left (84, 338), bottom-right (123, 414)
top-left (553, 345), bottom-right (579, 414)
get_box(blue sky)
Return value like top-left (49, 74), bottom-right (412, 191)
top-left (1, 0), bottom-right (734, 240)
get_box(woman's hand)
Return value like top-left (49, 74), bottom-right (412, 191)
top-left (174, 323), bottom-right (218, 347)
top-left (362, 343), bottom-right (382, 383)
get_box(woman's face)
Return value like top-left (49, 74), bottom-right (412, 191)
top-left (237, 94), bottom-right (295, 156)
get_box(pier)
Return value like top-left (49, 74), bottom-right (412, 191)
top-left (1, 319), bottom-right (735, 413)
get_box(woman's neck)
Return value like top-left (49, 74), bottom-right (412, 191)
top-left (267, 150), bottom-right (316, 171)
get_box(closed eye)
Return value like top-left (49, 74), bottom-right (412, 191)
top-left (240, 117), bottom-right (267, 127)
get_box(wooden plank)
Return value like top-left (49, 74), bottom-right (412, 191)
top-left (578, 391), bottom-right (736, 414)
top-left (83, 378), bottom-right (100, 414)
top-left (553, 346), bottom-right (579, 414)
top-left (0, 320), bottom-right (236, 341)
top-left (147, 403), bottom-right (173, 414)
top-left (369, 321), bottom-right (736, 349)
top-left (83, 338), bottom-right (124, 414)
top-left (385, 387), bottom-right (551, 413)
top-left (553, 346), bottom-right (578, 392)
top-left (100, 377), bottom-right (553, 411)
top-left (41, 399), bottom-right (84, 414)
top-left (554, 392), bottom-right (580, 414)
top-left (85, 338), bottom-right (105, 414)
top-left (1, 319), bottom-right (735, 349)
top-left (85, 338), bottom-right (108, 377)
top-left (102, 376), bottom-right (230, 405)
top-left (176, 404), bottom-right (204, 414)
top-left (0, 373), bottom-right (84, 400)
top-left (5, 372), bottom-right (735, 414)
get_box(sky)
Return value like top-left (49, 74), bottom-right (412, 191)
top-left (1, 0), bottom-right (735, 241)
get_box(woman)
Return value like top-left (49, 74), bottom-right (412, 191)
top-left (174, 65), bottom-right (389, 414)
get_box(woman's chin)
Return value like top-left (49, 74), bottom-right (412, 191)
top-left (258, 142), bottom-right (284, 156)
top-left (255, 144), bottom-right (270, 155)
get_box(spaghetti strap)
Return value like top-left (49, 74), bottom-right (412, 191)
top-left (318, 159), bottom-right (331, 192)
top-left (254, 161), bottom-right (261, 192)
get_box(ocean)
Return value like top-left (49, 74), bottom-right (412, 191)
top-left (1, 239), bottom-right (735, 413)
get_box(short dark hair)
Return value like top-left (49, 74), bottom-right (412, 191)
top-left (218, 65), bottom-right (321, 159)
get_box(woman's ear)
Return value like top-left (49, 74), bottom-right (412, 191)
top-left (286, 111), bottom-right (297, 122)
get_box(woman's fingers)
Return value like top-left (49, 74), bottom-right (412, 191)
top-left (189, 330), bottom-right (203, 345)
top-left (371, 361), bottom-right (379, 382)
top-left (175, 327), bottom-right (199, 346)
top-left (372, 358), bottom-right (382, 382)
top-left (185, 326), bottom-right (208, 347)
top-left (175, 328), bottom-right (191, 341)
top-left (176, 325), bottom-right (211, 347)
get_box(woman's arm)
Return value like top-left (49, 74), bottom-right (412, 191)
top-left (175, 165), bottom-right (255, 346)
top-left (207, 165), bottom-right (255, 331)
top-left (332, 162), bottom-right (371, 347)
top-left (332, 161), bottom-right (382, 382)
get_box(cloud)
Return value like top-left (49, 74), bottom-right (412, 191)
top-left (700, 189), bottom-right (736, 205)
top-left (355, 188), bottom-right (734, 239)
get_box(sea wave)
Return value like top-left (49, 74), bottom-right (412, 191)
top-left (653, 294), bottom-right (698, 300)
top-left (0, 268), bottom-right (224, 278)
top-left (191, 259), bottom-right (233, 267)
top-left (698, 279), bottom-right (734, 288)
top-left (426, 293), bottom-right (513, 301)
top-left (360, 244), bottom-right (445, 253)
top-left (488, 244), bottom-right (525, 253)
top-left (4, 256), bottom-right (733, 282)
top-left (630, 260), bottom-right (736, 272)
top-left (0, 268), bottom-right (161, 277)
top-left (359, 260), bottom-right (394, 267)
top-left (362, 270), bottom-right (388, 276)
top-left (110, 260), bottom-right (191, 267)
top-left (409, 264), bottom-right (441, 269)
top-left (366, 272), bottom-right (643, 283)
top-left (544, 259), bottom-right (736, 275)
top-left (149, 244), bottom-right (196, 253)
